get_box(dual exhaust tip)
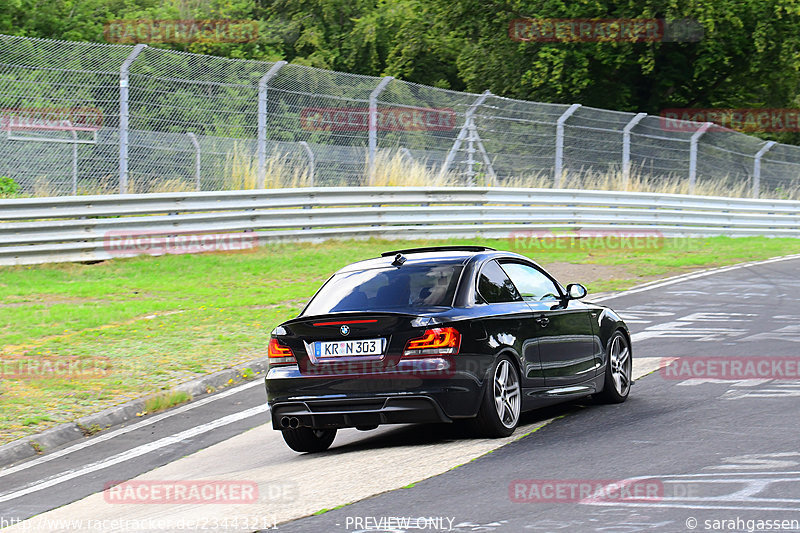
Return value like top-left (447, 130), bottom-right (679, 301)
top-left (280, 416), bottom-right (301, 429)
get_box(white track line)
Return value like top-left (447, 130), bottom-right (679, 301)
top-left (0, 379), bottom-right (264, 478)
top-left (0, 404), bottom-right (269, 503)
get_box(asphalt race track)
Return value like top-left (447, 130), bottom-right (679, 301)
top-left (1, 255), bottom-right (799, 533)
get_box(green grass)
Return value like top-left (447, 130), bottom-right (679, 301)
top-left (21, 415), bottom-right (51, 427)
top-left (0, 235), bottom-right (798, 444)
top-left (313, 503), bottom-right (349, 515)
top-left (142, 390), bottom-right (192, 414)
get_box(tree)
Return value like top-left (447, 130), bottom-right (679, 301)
top-left (408, 0), bottom-right (800, 117)
top-left (4, 0), bottom-right (800, 142)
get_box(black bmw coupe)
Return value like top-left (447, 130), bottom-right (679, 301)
top-left (266, 246), bottom-right (632, 452)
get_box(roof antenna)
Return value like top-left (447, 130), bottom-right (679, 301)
top-left (391, 253), bottom-right (407, 267)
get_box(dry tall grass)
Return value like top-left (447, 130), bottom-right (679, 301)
top-left (223, 145), bottom-right (312, 190)
top-left (369, 150), bottom-right (460, 187)
top-left (32, 175), bottom-right (56, 197)
top-left (57, 148), bottom-right (800, 200)
top-left (502, 166), bottom-right (760, 198)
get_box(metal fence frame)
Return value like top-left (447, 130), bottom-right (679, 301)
top-left (4, 34), bottom-right (800, 198)
top-left (1, 187), bottom-right (798, 266)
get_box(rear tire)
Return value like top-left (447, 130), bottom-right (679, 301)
top-left (595, 330), bottom-right (632, 404)
top-left (281, 427), bottom-right (337, 453)
top-left (470, 355), bottom-right (521, 437)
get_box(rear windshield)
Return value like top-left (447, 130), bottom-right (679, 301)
top-left (303, 264), bottom-right (463, 315)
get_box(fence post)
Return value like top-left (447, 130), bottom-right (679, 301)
top-left (368, 76), bottom-right (393, 185)
top-left (299, 141), bottom-right (315, 186)
top-left (439, 90), bottom-right (491, 180)
top-left (187, 133), bottom-right (201, 191)
top-left (688, 122), bottom-right (712, 194)
top-left (64, 120), bottom-right (78, 195)
top-left (256, 61), bottom-right (287, 189)
top-left (119, 43), bottom-right (146, 194)
top-left (71, 131), bottom-right (78, 195)
top-left (554, 104), bottom-right (581, 188)
top-left (468, 120), bottom-right (498, 186)
top-left (622, 112), bottom-right (647, 188)
top-left (399, 147), bottom-right (414, 163)
top-left (466, 120), bottom-right (476, 184)
top-left (752, 140), bottom-right (777, 199)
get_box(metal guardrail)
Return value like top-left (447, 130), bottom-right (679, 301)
top-left (1, 187), bottom-right (799, 266)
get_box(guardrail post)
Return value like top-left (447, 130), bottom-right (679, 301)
top-left (688, 122), bottom-right (712, 195)
top-left (554, 104), bottom-right (581, 188)
top-left (187, 133), bottom-right (201, 191)
top-left (257, 61), bottom-right (287, 189)
top-left (299, 141), bottom-right (315, 186)
top-left (368, 76), bottom-right (394, 185)
top-left (752, 141), bottom-right (777, 199)
top-left (119, 44), bottom-right (146, 195)
top-left (622, 113), bottom-right (647, 189)
top-left (439, 90), bottom-right (491, 181)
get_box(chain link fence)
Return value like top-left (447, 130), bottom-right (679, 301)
top-left (2, 33), bottom-right (800, 198)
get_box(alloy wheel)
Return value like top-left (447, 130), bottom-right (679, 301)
top-left (493, 359), bottom-right (521, 429)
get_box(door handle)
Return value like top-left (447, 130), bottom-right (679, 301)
top-left (535, 316), bottom-right (550, 327)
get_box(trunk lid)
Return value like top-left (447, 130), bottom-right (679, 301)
top-left (278, 311), bottom-right (444, 375)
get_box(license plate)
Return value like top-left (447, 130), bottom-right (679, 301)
top-left (314, 338), bottom-right (384, 358)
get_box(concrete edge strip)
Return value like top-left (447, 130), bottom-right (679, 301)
top-left (0, 358), bottom-right (270, 469)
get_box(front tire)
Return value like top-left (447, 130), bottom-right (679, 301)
top-left (281, 427), bottom-right (337, 453)
top-left (470, 355), bottom-right (521, 437)
top-left (595, 330), bottom-right (632, 404)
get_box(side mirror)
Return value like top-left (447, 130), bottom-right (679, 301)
top-left (565, 283), bottom-right (588, 300)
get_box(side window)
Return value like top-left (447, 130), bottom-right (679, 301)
top-left (500, 262), bottom-right (561, 302)
top-left (477, 260), bottom-right (521, 303)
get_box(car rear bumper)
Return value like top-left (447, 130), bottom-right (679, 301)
top-left (266, 357), bottom-right (490, 429)
top-left (270, 396), bottom-right (450, 430)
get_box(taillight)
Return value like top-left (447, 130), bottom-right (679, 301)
top-left (268, 338), bottom-right (296, 366)
top-left (403, 327), bottom-right (461, 357)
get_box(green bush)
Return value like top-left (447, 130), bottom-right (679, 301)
top-left (0, 176), bottom-right (20, 198)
